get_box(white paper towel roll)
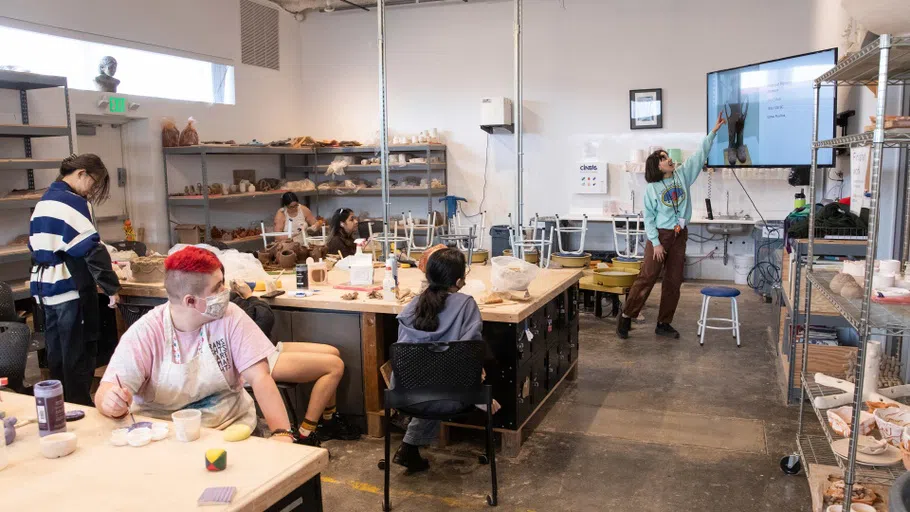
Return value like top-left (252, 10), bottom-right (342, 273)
top-left (879, 259), bottom-right (901, 275)
top-left (873, 273), bottom-right (895, 289)
top-left (630, 149), bottom-right (646, 163)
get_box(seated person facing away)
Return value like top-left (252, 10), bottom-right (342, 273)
top-left (229, 279), bottom-right (361, 444)
top-left (392, 248), bottom-right (498, 473)
top-left (95, 247), bottom-right (296, 443)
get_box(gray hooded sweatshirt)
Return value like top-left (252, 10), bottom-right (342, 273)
top-left (397, 292), bottom-right (483, 343)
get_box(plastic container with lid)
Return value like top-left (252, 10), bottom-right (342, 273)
top-left (35, 380), bottom-right (66, 437)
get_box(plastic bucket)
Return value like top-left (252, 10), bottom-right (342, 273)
top-left (733, 254), bottom-right (754, 285)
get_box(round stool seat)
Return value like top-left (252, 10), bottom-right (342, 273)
top-left (700, 286), bottom-right (741, 298)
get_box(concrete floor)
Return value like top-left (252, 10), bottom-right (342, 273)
top-left (317, 282), bottom-right (814, 511)
top-left (22, 282), bottom-right (814, 510)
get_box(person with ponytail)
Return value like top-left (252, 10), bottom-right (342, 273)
top-left (325, 208), bottom-right (359, 257)
top-left (29, 154), bottom-right (121, 405)
top-left (391, 248), bottom-right (484, 472)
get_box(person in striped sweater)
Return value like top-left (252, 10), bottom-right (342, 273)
top-left (29, 154), bottom-right (121, 405)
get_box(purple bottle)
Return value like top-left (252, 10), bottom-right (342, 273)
top-left (35, 380), bottom-right (66, 437)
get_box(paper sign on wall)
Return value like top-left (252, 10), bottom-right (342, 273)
top-left (850, 147), bottom-right (871, 215)
top-left (576, 161), bottom-right (607, 194)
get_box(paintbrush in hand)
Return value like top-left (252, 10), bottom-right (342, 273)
top-left (115, 374), bottom-right (137, 426)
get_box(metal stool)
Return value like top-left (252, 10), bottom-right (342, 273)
top-left (612, 213), bottom-right (646, 259)
top-left (697, 286), bottom-right (741, 347)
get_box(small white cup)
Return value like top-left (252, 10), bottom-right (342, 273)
top-left (172, 409), bottom-right (202, 442)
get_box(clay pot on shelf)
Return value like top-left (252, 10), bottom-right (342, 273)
top-left (257, 251), bottom-right (272, 266)
top-left (278, 250), bottom-right (298, 269)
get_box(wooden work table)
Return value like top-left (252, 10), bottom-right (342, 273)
top-left (0, 391), bottom-right (328, 511)
top-left (120, 265), bottom-right (583, 325)
top-left (118, 264), bottom-right (584, 456)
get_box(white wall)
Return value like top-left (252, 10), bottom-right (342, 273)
top-left (296, 0), bottom-right (859, 278)
top-left (0, 0), bottom-right (305, 253)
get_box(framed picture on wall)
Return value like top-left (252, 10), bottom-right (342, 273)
top-left (629, 88), bottom-right (663, 130)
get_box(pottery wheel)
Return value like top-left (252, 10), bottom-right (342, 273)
top-left (830, 438), bottom-right (902, 466)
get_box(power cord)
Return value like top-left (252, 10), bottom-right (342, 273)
top-left (463, 133), bottom-right (490, 218)
top-left (730, 169), bottom-right (781, 290)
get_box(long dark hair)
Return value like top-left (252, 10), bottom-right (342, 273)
top-left (413, 248), bottom-right (466, 332)
top-left (329, 208), bottom-right (354, 238)
top-left (59, 153), bottom-right (110, 203)
top-left (281, 192), bottom-right (299, 208)
top-left (644, 149), bottom-right (668, 184)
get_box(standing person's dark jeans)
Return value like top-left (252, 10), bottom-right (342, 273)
top-left (622, 228), bottom-right (688, 324)
top-left (43, 300), bottom-right (96, 406)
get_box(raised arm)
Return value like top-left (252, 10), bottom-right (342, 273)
top-left (678, 112), bottom-right (726, 186)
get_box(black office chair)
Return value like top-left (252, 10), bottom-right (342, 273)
top-left (0, 281), bottom-right (21, 323)
top-left (377, 340), bottom-right (498, 510)
top-left (0, 322), bottom-right (31, 392)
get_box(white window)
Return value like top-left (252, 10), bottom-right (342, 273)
top-left (0, 25), bottom-right (235, 105)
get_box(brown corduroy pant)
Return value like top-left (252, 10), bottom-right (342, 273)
top-left (622, 228), bottom-right (688, 324)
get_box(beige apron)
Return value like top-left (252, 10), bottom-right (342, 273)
top-left (139, 304), bottom-right (257, 430)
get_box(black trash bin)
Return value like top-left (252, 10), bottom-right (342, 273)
top-left (490, 225), bottom-right (511, 257)
top-left (891, 471), bottom-right (910, 511)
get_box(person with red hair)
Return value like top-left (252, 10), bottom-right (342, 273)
top-left (94, 247), bottom-right (298, 443)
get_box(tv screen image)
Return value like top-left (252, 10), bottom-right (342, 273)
top-left (706, 48), bottom-right (837, 168)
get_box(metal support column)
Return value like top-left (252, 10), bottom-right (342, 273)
top-left (163, 153), bottom-right (173, 246)
top-left (201, 152), bottom-right (211, 243)
top-left (513, 0), bottom-right (524, 258)
top-left (63, 85), bottom-right (73, 154)
top-left (797, 83), bottom-right (821, 438)
top-left (843, 34), bottom-right (893, 512)
top-left (19, 90), bottom-right (34, 190)
top-left (377, 0), bottom-right (391, 259)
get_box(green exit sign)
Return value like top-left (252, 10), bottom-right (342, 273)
top-left (109, 97), bottom-right (126, 113)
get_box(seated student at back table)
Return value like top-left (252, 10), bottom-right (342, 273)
top-left (392, 247), bottom-right (499, 472)
top-left (95, 247), bottom-right (297, 443)
top-left (325, 208), bottom-right (359, 258)
top-left (229, 279), bottom-right (361, 445)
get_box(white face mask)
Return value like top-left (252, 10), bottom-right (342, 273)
top-left (200, 289), bottom-right (231, 319)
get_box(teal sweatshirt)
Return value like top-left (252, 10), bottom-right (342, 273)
top-left (643, 132), bottom-right (716, 246)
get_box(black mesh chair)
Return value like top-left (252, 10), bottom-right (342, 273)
top-left (0, 281), bottom-right (21, 323)
top-left (0, 322), bottom-right (31, 391)
top-left (377, 340), bottom-right (498, 510)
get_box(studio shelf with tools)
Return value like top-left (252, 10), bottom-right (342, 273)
top-left (163, 143), bottom-right (448, 246)
top-left (790, 35), bottom-right (910, 508)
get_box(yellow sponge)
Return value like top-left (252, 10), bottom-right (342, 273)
top-left (222, 424), bottom-right (252, 442)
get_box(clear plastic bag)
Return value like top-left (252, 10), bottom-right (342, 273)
top-left (178, 117), bottom-right (199, 146)
top-left (168, 244), bottom-right (270, 284)
top-left (490, 256), bottom-right (540, 292)
top-left (161, 118), bottom-right (180, 148)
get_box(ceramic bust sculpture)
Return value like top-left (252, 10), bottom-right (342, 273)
top-left (94, 56), bottom-right (120, 93)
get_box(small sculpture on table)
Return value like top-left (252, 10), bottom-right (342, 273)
top-left (94, 56), bottom-right (120, 93)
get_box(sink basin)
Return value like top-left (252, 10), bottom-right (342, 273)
top-left (705, 216), bottom-right (754, 235)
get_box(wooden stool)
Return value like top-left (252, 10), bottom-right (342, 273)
top-left (579, 275), bottom-right (628, 318)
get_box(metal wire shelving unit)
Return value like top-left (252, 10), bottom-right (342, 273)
top-left (793, 34), bottom-right (910, 508)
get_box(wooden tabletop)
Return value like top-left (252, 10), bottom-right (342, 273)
top-left (0, 391), bottom-right (328, 511)
top-left (120, 265), bottom-right (583, 324)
